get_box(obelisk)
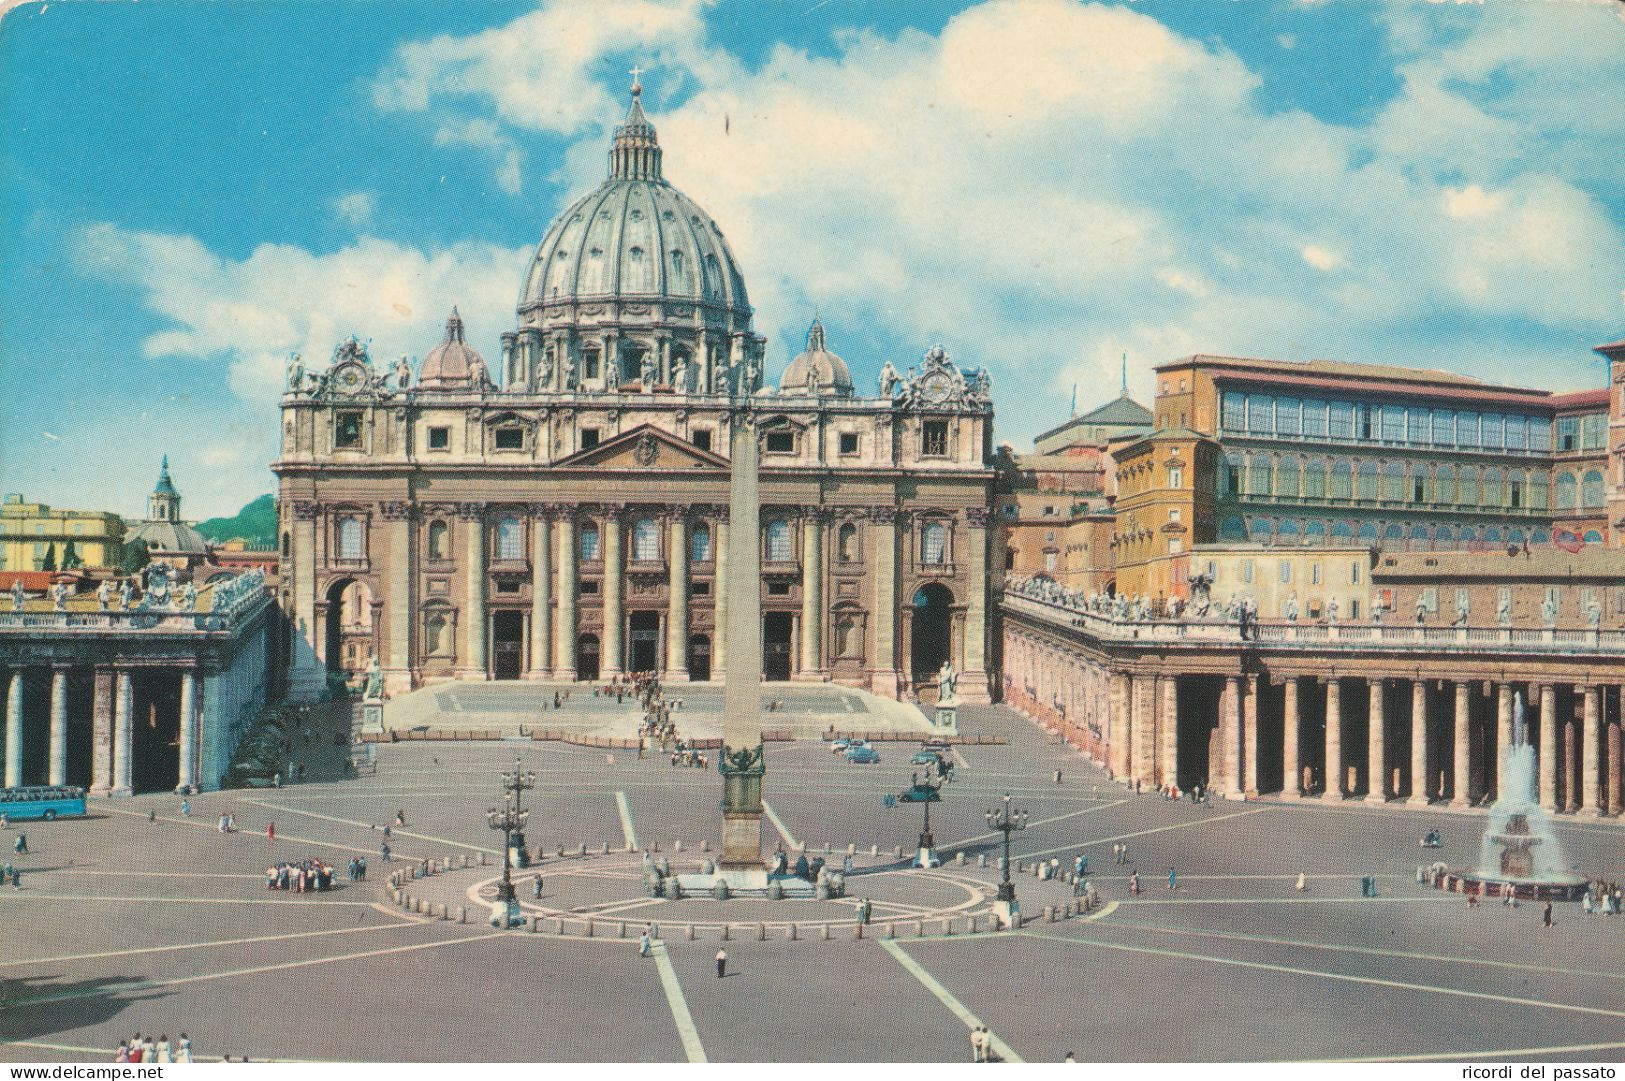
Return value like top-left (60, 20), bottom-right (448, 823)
top-left (718, 406), bottom-right (765, 870)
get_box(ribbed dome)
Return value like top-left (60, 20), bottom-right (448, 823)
top-left (419, 308), bottom-right (488, 390)
top-left (781, 318), bottom-right (853, 397)
top-left (517, 84), bottom-right (751, 322)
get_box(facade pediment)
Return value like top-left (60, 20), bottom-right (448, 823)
top-left (554, 423), bottom-right (728, 471)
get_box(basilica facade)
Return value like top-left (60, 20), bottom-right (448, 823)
top-left (274, 83), bottom-right (995, 704)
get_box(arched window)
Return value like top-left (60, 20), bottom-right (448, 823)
top-left (497, 516), bottom-right (523, 561)
top-left (1277, 457), bottom-right (1300, 499)
top-left (1409, 525), bottom-right (1429, 550)
top-left (1509, 528), bottom-right (1527, 547)
top-left (1331, 521), bottom-right (1354, 543)
top-left (1383, 523), bottom-right (1404, 546)
top-left (1248, 456), bottom-right (1272, 497)
top-left (1531, 530), bottom-right (1550, 546)
top-left (921, 521), bottom-right (948, 565)
top-left (1582, 470), bottom-right (1604, 508)
top-left (337, 516), bottom-right (364, 560)
top-left (1358, 522), bottom-right (1378, 545)
top-left (690, 523), bottom-right (712, 563)
top-left (1481, 469), bottom-right (1502, 508)
top-left (1304, 521), bottom-right (1327, 545)
top-left (1219, 516), bottom-right (1247, 541)
top-left (1584, 529), bottom-right (1604, 544)
top-left (1381, 462), bottom-right (1404, 502)
top-left (765, 519), bottom-right (792, 562)
top-left (428, 520), bottom-right (449, 561)
top-left (424, 609), bottom-right (451, 656)
top-left (1434, 465), bottom-right (1456, 505)
top-left (1459, 526), bottom-right (1479, 546)
top-left (1330, 460), bottom-right (1352, 499)
top-left (580, 523), bottom-right (601, 561)
top-left (1459, 466), bottom-right (1480, 506)
top-left (838, 523), bottom-right (857, 562)
top-left (1530, 473), bottom-right (1549, 509)
top-left (1356, 461), bottom-right (1378, 501)
top-left (632, 517), bottom-right (659, 562)
top-left (1556, 472), bottom-right (1577, 509)
top-left (1221, 453), bottom-right (1243, 497)
top-left (1277, 519), bottom-right (1301, 545)
top-left (1303, 457), bottom-right (1326, 499)
top-left (1484, 527), bottom-right (1503, 545)
top-left (1249, 518), bottom-right (1273, 544)
top-left (1435, 525), bottom-right (1455, 547)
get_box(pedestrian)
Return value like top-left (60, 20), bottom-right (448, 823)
top-left (1129, 870), bottom-right (1140, 894)
top-left (13, 833), bottom-right (27, 855)
top-left (114, 1041), bottom-right (131, 1063)
top-left (380, 841), bottom-right (391, 861)
top-left (174, 1036), bottom-right (192, 1064)
top-left (971, 1027), bottom-right (985, 1063)
top-left (1054, 769), bottom-right (1062, 784)
top-left (357, 856), bottom-right (367, 880)
top-left (267, 821), bottom-right (275, 841)
top-left (395, 810), bottom-right (406, 827)
top-left (639, 928), bottom-right (652, 957)
top-left (533, 874), bottom-right (544, 898)
top-left (1543, 899), bottom-right (1553, 928)
top-left (1295, 871), bottom-right (1307, 892)
top-left (155, 1035), bottom-right (171, 1063)
top-left (180, 798), bottom-right (190, 817)
top-left (715, 947), bottom-right (727, 978)
top-left (1167, 867), bottom-right (1177, 891)
top-left (8, 866), bottom-right (18, 889)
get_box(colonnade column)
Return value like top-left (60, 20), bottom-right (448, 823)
top-left (713, 518), bottom-right (729, 675)
top-left (1451, 682), bottom-right (1470, 808)
top-left (869, 509), bottom-right (899, 698)
top-left (90, 668), bottom-right (114, 796)
top-left (528, 511), bottom-right (552, 679)
top-left (554, 515), bottom-right (578, 680)
top-left (1538, 683), bottom-right (1558, 812)
top-left (1582, 685), bottom-right (1601, 816)
top-left (602, 509), bottom-right (624, 678)
top-left (666, 514), bottom-right (689, 681)
top-left (460, 505), bottom-right (486, 680)
top-left (1408, 681), bottom-right (1428, 804)
top-left (5, 669), bottom-right (23, 789)
top-left (112, 670), bottom-right (133, 796)
top-left (798, 515), bottom-right (823, 679)
top-left (1159, 676), bottom-right (1179, 789)
top-left (382, 503), bottom-right (413, 692)
top-left (1366, 679), bottom-right (1386, 803)
top-left (961, 508), bottom-right (990, 703)
top-left (1323, 679), bottom-right (1342, 800)
top-left (49, 666), bottom-right (68, 787)
top-left (1242, 675), bottom-right (1259, 797)
top-left (1496, 684), bottom-right (1513, 794)
top-left (1109, 673), bottom-right (1131, 780)
top-left (1282, 677), bottom-right (1300, 798)
top-left (177, 669), bottom-right (198, 793)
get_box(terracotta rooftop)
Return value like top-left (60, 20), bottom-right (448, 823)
top-left (1375, 549), bottom-right (1625, 579)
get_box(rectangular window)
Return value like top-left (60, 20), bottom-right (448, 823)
top-left (1509, 480), bottom-right (1522, 508)
top-left (767, 582), bottom-right (791, 596)
top-left (1241, 559), bottom-right (1254, 584)
top-left (1413, 476), bottom-right (1426, 502)
top-left (580, 580), bottom-right (599, 595)
top-left (1528, 418), bottom-right (1551, 452)
top-left (583, 350), bottom-right (600, 380)
top-left (1275, 397), bottom-right (1301, 436)
top-left (1422, 587), bottom-right (1438, 613)
top-left (1302, 400), bottom-right (1327, 438)
top-left (1582, 413), bottom-right (1606, 450)
top-left (1350, 599), bottom-right (1361, 619)
top-left (1408, 407), bottom-right (1431, 445)
top-left (1247, 394), bottom-right (1272, 434)
top-left (581, 428), bottom-right (600, 450)
top-left (1350, 561), bottom-right (1361, 585)
top-left (839, 432), bottom-right (859, 455)
top-left (1505, 415), bottom-right (1527, 451)
top-left (1167, 538), bottom-right (1182, 555)
top-left (1456, 411), bottom-right (1480, 447)
top-left (692, 429), bottom-right (711, 452)
top-left (766, 431), bottom-right (796, 454)
top-left (1222, 391), bottom-right (1246, 431)
top-left (921, 421), bottom-right (948, 457)
top-left (1279, 561), bottom-right (1291, 584)
top-left (336, 411), bottom-right (363, 448)
top-left (1168, 508), bottom-right (1181, 521)
top-left (1167, 466), bottom-right (1183, 488)
top-left (1458, 588), bottom-right (1471, 617)
top-left (1481, 413), bottom-right (1504, 450)
top-left (495, 427), bottom-right (524, 450)
top-left (692, 581), bottom-right (710, 596)
top-left (1380, 405), bottom-right (1404, 442)
top-left (1582, 587), bottom-right (1597, 616)
top-left (1328, 401), bottom-right (1354, 439)
top-left (1432, 410), bottom-right (1455, 446)
top-left (427, 426), bottom-right (450, 450)
top-left (1358, 403), bottom-right (1373, 440)
top-left (1310, 562), bottom-right (1321, 585)
top-left (1558, 416), bottom-right (1579, 452)
top-left (1044, 551), bottom-right (1058, 571)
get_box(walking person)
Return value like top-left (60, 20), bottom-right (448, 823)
top-left (1543, 899), bottom-right (1553, 928)
top-left (639, 927), bottom-right (652, 958)
top-left (13, 833), bottom-right (26, 855)
top-left (970, 1026), bottom-right (985, 1063)
top-left (714, 947), bottom-right (727, 978)
top-left (1167, 867), bottom-right (1177, 891)
top-left (155, 1035), bottom-right (171, 1063)
top-left (174, 1035), bottom-right (192, 1063)
top-left (267, 821), bottom-right (275, 842)
top-left (180, 798), bottom-right (190, 817)
top-left (1294, 871), bottom-right (1307, 892)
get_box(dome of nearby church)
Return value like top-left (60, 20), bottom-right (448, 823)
top-left (780, 318), bottom-right (854, 397)
top-left (517, 79), bottom-right (752, 325)
top-left (127, 456), bottom-right (208, 555)
top-left (418, 308), bottom-right (487, 390)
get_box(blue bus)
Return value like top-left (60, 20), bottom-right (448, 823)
top-left (0, 785), bottom-right (88, 821)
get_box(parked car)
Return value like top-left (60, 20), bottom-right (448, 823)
top-left (837, 739), bottom-right (872, 755)
top-left (899, 781), bottom-right (940, 803)
top-left (830, 739), bottom-right (852, 753)
top-left (845, 746), bottom-right (881, 764)
top-left (910, 750), bottom-right (942, 766)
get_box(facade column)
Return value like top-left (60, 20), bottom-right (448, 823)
top-left (602, 509), bottom-right (624, 678)
top-left (1451, 681), bottom-right (1470, 808)
top-left (959, 508), bottom-right (991, 703)
top-left (1282, 676), bottom-right (1300, 798)
top-left (90, 668), bottom-right (114, 796)
top-left (1582, 685), bottom-right (1601, 816)
top-left (1496, 684), bottom-right (1513, 795)
top-left (527, 511), bottom-right (553, 679)
top-left (554, 515), bottom-right (578, 680)
top-left (1159, 675), bottom-right (1179, 790)
top-left (382, 503), bottom-right (413, 693)
top-left (666, 513), bottom-right (690, 681)
top-left (797, 515), bottom-right (823, 679)
top-left (713, 519), bottom-right (729, 675)
top-left (48, 666), bottom-right (68, 787)
top-left (1408, 680), bottom-right (1429, 804)
top-left (177, 669), bottom-right (198, 793)
top-left (1323, 678), bottom-right (1342, 800)
top-left (1538, 683), bottom-right (1558, 812)
top-left (1366, 678), bottom-right (1387, 802)
top-left (112, 670), bottom-right (133, 796)
top-left (1242, 674), bottom-right (1259, 797)
top-left (1109, 673), bottom-right (1131, 780)
top-left (460, 506), bottom-right (487, 679)
top-left (5, 669), bottom-right (23, 789)
top-left (1135, 675), bottom-right (1157, 786)
top-left (869, 509), bottom-right (899, 698)
top-left (289, 502), bottom-right (324, 701)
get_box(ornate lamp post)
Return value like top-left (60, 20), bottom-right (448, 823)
top-left (486, 757), bottom-right (536, 928)
top-left (985, 793), bottom-right (1028, 928)
top-left (905, 772), bottom-right (942, 868)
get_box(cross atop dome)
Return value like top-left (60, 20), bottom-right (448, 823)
top-left (610, 68), bottom-right (661, 181)
top-left (629, 65), bottom-right (643, 97)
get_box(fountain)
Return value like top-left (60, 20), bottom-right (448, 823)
top-left (1434, 692), bottom-right (1587, 901)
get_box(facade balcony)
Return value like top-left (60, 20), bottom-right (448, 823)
top-left (915, 561), bottom-right (956, 577)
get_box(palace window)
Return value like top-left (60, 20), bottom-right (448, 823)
top-left (1356, 461), bottom-right (1377, 501)
top-left (497, 517), bottom-right (523, 561)
top-left (1432, 410), bottom-right (1455, 447)
top-left (765, 519), bottom-right (792, 562)
top-left (632, 517), bottom-right (659, 562)
top-left (580, 523), bottom-right (601, 561)
top-left (1328, 402), bottom-right (1354, 440)
top-left (1221, 392), bottom-right (1245, 431)
top-left (1274, 458), bottom-right (1297, 498)
top-left (427, 426), bottom-right (450, 450)
top-left (690, 523), bottom-right (712, 563)
top-left (1582, 470), bottom-right (1605, 509)
top-left (1583, 413), bottom-right (1606, 450)
top-left (1167, 465), bottom-right (1183, 488)
top-left (428, 521), bottom-right (449, 561)
top-left (337, 516), bottom-right (364, 560)
top-left (583, 349), bottom-right (600, 380)
top-left (581, 428), bottom-right (601, 450)
top-left (495, 427), bottom-right (524, 451)
top-left (921, 421), bottom-right (949, 457)
top-left (921, 522), bottom-right (948, 565)
top-left (840, 432), bottom-right (860, 455)
top-left (838, 523), bottom-right (857, 562)
top-left (1302, 400), bottom-right (1327, 438)
top-left (766, 431), bottom-right (796, 454)
top-left (336, 411), bottom-right (363, 448)
top-left (1556, 472), bottom-right (1577, 509)
top-left (692, 429), bottom-right (712, 452)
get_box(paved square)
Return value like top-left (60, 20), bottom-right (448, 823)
top-left (2, 702), bottom-right (1622, 1063)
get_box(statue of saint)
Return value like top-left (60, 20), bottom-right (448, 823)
top-left (10, 578), bottom-right (24, 612)
top-left (394, 355), bottom-right (412, 391)
top-left (1541, 593), bottom-right (1558, 627)
top-left (937, 661), bottom-right (956, 700)
top-left (1455, 596), bottom-right (1470, 627)
top-left (562, 351), bottom-right (577, 389)
top-left (363, 657), bottom-right (385, 701)
top-left (878, 361), bottom-right (900, 399)
top-left (537, 349), bottom-right (553, 390)
top-left (713, 355), bottom-right (729, 395)
top-left (1327, 597), bottom-right (1339, 624)
top-left (97, 580), bottom-right (112, 611)
top-left (50, 580), bottom-right (68, 612)
top-left (604, 356), bottom-right (619, 391)
top-left (673, 354), bottom-right (689, 392)
top-left (1415, 595), bottom-right (1428, 624)
top-left (286, 353), bottom-right (305, 393)
top-left (1587, 597), bottom-right (1603, 629)
top-left (1496, 592), bottom-right (1512, 627)
top-left (468, 355), bottom-right (490, 389)
top-left (1283, 593), bottom-right (1299, 623)
top-left (640, 351), bottom-right (657, 388)
top-left (118, 578), bottom-right (133, 611)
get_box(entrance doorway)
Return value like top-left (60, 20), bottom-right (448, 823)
top-left (577, 634), bottom-right (600, 682)
top-left (910, 583), bottom-right (954, 687)
top-left (763, 613), bottom-right (794, 681)
top-left (688, 635), bottom-right (711, 681)
top-left (324, 577), bottom-right (375, 680)
top-left (629, 612), bottom-right (661, 674)
top-left (491, 610), bottom-right (524, 681)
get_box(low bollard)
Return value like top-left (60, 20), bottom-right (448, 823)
top-left (756, 923), bottom-right (766, 941)
top-left (955, 851), bottom-right (965, 866)
top-left (1044, 905), bottom-right (1055, 922)
top-left (978, 853), bottom-right (988, 868)
top-left (885, 922), bottom-right (897, 939)
top-left (821, 923), bottom-right (830, 940)
top-left (479, 852), bottom-right (488, 866)
top-left (618, 921), bottom-right (627, 938)
top-left (701, 839), bottom-right (711, 852)
top-left (914, 920), bottom-right (924, 938)
top-left (968, 915), bottom-right (979, 934)
top-left (847, 843), bottom-right (856, 856)
top-left (870, 844), bottom-right (878, 857)
top-left (554, 919), bottom-right (566, 936)
top-left (601, 842), bottom-right (610, 855)
top-left (893, 845), bottom-right (903, 859)
top-left (823, 842), bottom-right (832, 854)
top-left (674, 840), bottom-right (683, 852)
top-left (1016, 860), bottom-right (1026, 873)
top-left (787, 923), bottom-right (797, 941)
top-left (685, 924), bottom-right (696, 941)
top-left (944, 919), bottom-right (955, 936)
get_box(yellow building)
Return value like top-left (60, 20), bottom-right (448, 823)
top-left (1193, 544), bottom-right (1370, 621)
top-left (1111, 429), bottom-right (1218, 602)
top-left (0, 494), bottom-right (125, 571)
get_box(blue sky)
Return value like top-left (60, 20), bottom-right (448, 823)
top-left (2, 0), bottom-right (1621, 519)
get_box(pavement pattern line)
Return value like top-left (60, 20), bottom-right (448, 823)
top-left (948, 800), bottom-right (1128, 848)
top-left (616, 791), bottom-right (639, 850)
top-left (879, 939), bottom-right (1024, 1063)
top-left (649, 939), bottom-right (707, 1063)
top-left (761, 799), bottom-right (799, 850)
top-left (96, 803), bottom-right (425, 861)
top-left (1088, 917), bottom-right (1625, 983)
top-left (7, 931), bottom-right (511, 1009)
top-left (0, 893), bottom-right (377, 907)
top-left (240, 797), bottom-right (499, 855)
top-left (1085, 900), bottom-right (1119, 921)
top-left (38, 869), bottom-right (263, 880)
top-left (0, 922), bottom-right (415, 969)
top-left (1019, 930), bottom-right (1625, 1023)
top-left (1018, 807), bottom-right (1275, 861)
top-left (1111, 896), bottom-right (1458, 906)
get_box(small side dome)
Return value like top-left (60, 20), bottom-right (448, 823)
top-left (780, 318), bottom-right (853, 397)
top-left (418, 308), bottom-right (489, 390)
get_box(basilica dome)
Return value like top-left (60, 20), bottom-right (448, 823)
top-left (781, 318), bottom-right (854, 397)
top-left (516, 83), bottom-right (751, 324)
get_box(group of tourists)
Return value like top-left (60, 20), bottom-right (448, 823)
top-left (1156, 782), bottom-right (1208, 803)
top-left (669, 743), bottom-right (710, 769)
top-left (263, 858), bottom-right (338, 892)
top-left (114, 1034), bottom-right (192, 1063)
top-left (1583, 881), bottom-right (1622, 914)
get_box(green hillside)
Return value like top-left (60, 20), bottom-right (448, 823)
top-left (196, 493), bottom-right (277, 547)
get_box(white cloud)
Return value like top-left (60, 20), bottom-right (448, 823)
top-left (331, 191), bottom-right (377, 227)
top-left (1300, 244), bottom-right (1343, 272)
